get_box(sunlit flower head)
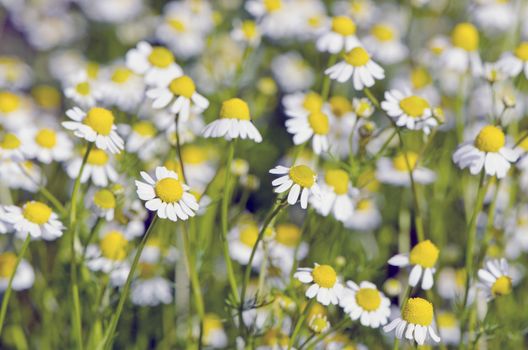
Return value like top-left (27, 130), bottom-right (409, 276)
top-left (381, 90), bottom-right (437, 134)
top-left (294, 263), bottom-right (343, 305)
top-left (285, 108), bottom-right (331, 154)
top-left (3, 201), bottom-right (64, 241)
top-left (316, 16), bottom-right (360, 54)
top-left (270, 164), bottom-right (321, 209)
top-left (126, 41), bottom-right (183, 86)
top-left (20, 127), bottom-right (73, 164)
top-left (339, 280), bottom-right (390, 328)
top-left (442, 22), bottom-right (482, 75)
top-left (0, 252), bottom-right (34, 291)
top-left (478, 258), bottom-right (513, 300)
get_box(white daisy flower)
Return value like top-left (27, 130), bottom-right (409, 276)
top-left (271, 52), bottom-right (315, 93)
top-left (0, 56), bottom-right (33, 90)
top-left (294, 263), bottom-right (344, 305)
top-left (20, 127), bottom-right (72, 164)
top-left (135, 166), bottom-right (199, 221)
top-left (100, 66), bottom-right (145, 112)
top-left (381, 90), bottom-right (437, 134)
top-left (269, 223), bottom-right (309, 273)
top-left (0, 252), bottom-right (35, 291)
top-left (383, 297), bottom-right (441, 346)
top-left (442, 22), bottom-right (482, 76)
top-left (388, 240), bottom-right (440, 290)
top-left (176, 145), bottom-right (216, 191)
top-left (62, 106), bottom-right (124, 154)
top-left (228, 221), bottom-right (264, 267)
top-left (436, 311), bottom-right (461, 345)
top-left (270, 164), bottom-right (321, 209)
top-left (147, 74), bottom-right (209, 122)
top-left (316, 16), bottom-right (360, 54)
top-left (91, 189), bottom-right (117, 221)
top-left (123, 120), bottom-right (159, 154)
top-left (497, 41), bottom-right (528, 79)
top-left (245, 0), bottom-right (298, 40)
top-left (0, 160), bottom-right (41, 193)
top-left (325, 46), bottom-right (384, 90)
top-left (339, 280), bottom-right (391, 328)
top-left (2, 201), bottom-right (64, 241)
top-left (344, 198), bottom-right (381, 232)
top-left (363, 23), bottom-right (408, 65)
top-left (376, 152), bottom-right (436, 187)
top-left (0, 132), bottom-right (25, 161)
top-left (202, 98), bottom-right (262, 143)
top-left (66, 148), bottom-right (118, 187)
top-left (285, 108), bottom-right (331, 154)
top-left (131, 273), bottom-right (173, 307)
top-left (202, 314), bottom-right (228, 349)
top-left (478, 258), bottom-right (513, 300)
top-left (63, 72), bottom-right (101, 108)
top-left (0, 91), bottom-right (32, 131)
top-left (231, 20), bottom-right (261, 47)
top-left (125, 41), bottom-right (183, 86)
top-left (283, 91), bottom-right (324, 117)
top-left (453, 125), bottom-right (519, 179)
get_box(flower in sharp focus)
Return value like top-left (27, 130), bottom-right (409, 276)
top-left (376, 152), bottom-right (436, 187)
top-left (381, 90), bottom-right (437, 134)
top-left (126, 41), bottom-right (183, 86)
top-left (294, 263), bottom-right (343, 305)
top-left (497, 41), bottom-right (528, 79)
top-left (339, 280), bottom-right (391, 328)
top-left (3, 201), bottom-right (64, 240)
top-left (0, 252), bottom-right (35, 291)
top-left (270, 164), bottom-right (321, 209)
top-left (478, 258), bottom-right (513, 300)
top-left (388, 240), bottom-right (440, 290)
top-left (316, 16), bottom-right (360, 54)
top-left (383, 297), bottom-right (441, 345)
top-left (135, 166), bottom-right (199, 221)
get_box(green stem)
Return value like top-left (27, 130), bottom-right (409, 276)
top-left (288, 299), bottom-right (314, 349)
top-left (321, 54), bottom-right (338, 101)
top-left (364, 88), bottom-right (380, 109)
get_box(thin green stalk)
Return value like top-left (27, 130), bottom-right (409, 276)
top-left (81, 217), bottom-right (102, 261)
top-left (0, 234), bottom-right (31, 336)
top-left (288, 299), bottom-right (314, 349)
top-left (321, 54), bottom-right (338, 101)
top-left (364, 88), bottom-right (380, 108)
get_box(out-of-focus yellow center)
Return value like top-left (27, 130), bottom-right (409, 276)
top-left (155, 177), bottom-right (184, 203)
top-left (35, 128), bottom-right (57, 149)
top-left (239, 224), bottom-right (259, 247)
top-left (264, 0), bottom-right (282, 12)
top-left (100, 231), bottom-right (128, 261)
top-left (325, 169), bottom-right (349, 195)
top-left (514, 42), bottom-right (528, 61)
top-left (94, 189), bottom-right (116, 209)
top-left (411, 67), bottom-right (432, 90)
top-left (75, 82), bottom-right (91, 96)
top-left (148, 47), bottom-right (175, 68)
top-left (1, 133), bottom-right (21, 149)
top-left (168, 19), bottom-right (186, 32)
top-left (289, 165), bottom-right (316, 188)
top-left (132, 121), bottom-right (156, 137)
top-left (437, 312), bottom-right (457, 328)
top-left (451, 23), bottom-right (479, 51)
top-left (242, 20), bottom-right (258, 39)
top-left (392, 152), bottom-right (419, 172)
top-left (87, 149), bottom-right (109, 166)
top-left (371, 24), bottom-right (394, 42)
top-left (181, 145), bottom-right (207, 164)
top-left (23, 201), bottom-right (52, 224)
top-left (308, 111), bottom-right (330, 135)
top-left (329, 96), bottom-right (352, 117)
top-left (474, 125), bottom-right (505, 153)
top-left (312, 264), bottom-right (337, 288)
top-left (111, 67), bottom-right (133, 83)
top-left (32, 85), bottom-right (61, 109)
top-left (169, 75), bottom-right (196, 98)
top-left (356, 199), bottom-right (372, 211)
top-left (84, 107), bottom-right (115, 136)
top-left (203, 314), bottom-right (223, 336)
top-left (399, 95), bottom-right (429, 117)
top-left (409, 240), bottom-right (439, 268)
top-left (0, 92), bottom-right (20, 114)
top-left (331, 16), bottom-right (356, 36)
top-left (0, 253), bottom-right (17, 278)
top-left (491, 275), bottom-right (512, 296)
top-left (402, 297), bottom-right (434, 326)
top-left (355, 288), bottom-right (381, 311)
top-left (219, 98), bottom-right (250, 120)
top-left (86, 62), bottom-right (99, 79)
top-left (302, 92), bottom-right (323, 113)
top-left (344, 47), bottom-right (370, 67)
top-left (275, 223), bottom-right (301, 246)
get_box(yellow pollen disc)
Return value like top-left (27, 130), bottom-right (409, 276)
top-left (355, 288), bottom-right (381, 311)
top-left (138, 262), bottom-right (157, 278)
top-left (0, 252), bottom-right (17, 278)
top-left (168, 19), bottom-right (186, 32)
top-left (35, 128), bottom-right (57, 149)
top-left (132, 121), bottom-right (156, 137)
top-left (264, 0), bottom-right (282, 12)
top-left (289, 165), bottom-right (316, 188)
top-left (148, 47), bottom-right (175, 68)
top-left (514, 42), bottom-right (528, 61)
top-left (437, 312), bottom-right (457, 328)
top-left (23, 201), bottom-right (52, 224)
top-left (155, 177), bottom-right (184, 203)
top-left (84, 107), bottom-right (115, 136)
top-left (86, 62), bottom-right (99, 79)
top-left (309, 316), bottom-right (329, 333)
top-left (75, 82), bottom-right (91, 96)
top-left (344, 47), bottom-right (370, 67)
top-left (356, 199), bottom-right (372, 211)
top-left (219, 98), bottom-right (251, 120)
top-left (99, 231), bottom-right (128, 261)
top-left (332, 16), bottom-right (356, 36)
top-left (169, 75), bottom-right (196, 98)
top-left (411, 67), bottom-right (432, 90)
top-left (474, 125), bottom-right (505, 153)
top-left (302, 92), bottom-right (323, 113)
top-left (239, 224), bottom-right (259, 247)
top-left (308, 111), bottom-right (330, 135)
top-left (203, 314), bottom-right (223, 336)
top-left (1, 133), bottom-right (21, 149)
top-left (312, 265), bottom-right (337, 288)
top-left (32, 85), bottom-right (61, 109)
top-left (371, 24), bottom-right (394, 42)
top-left (307, 302), bottom-right (327, 319)
top-left (324, 169), bottom-right (349, 195)
top-left (308, 16), bottom-right (322, 28)
top-left (0, 91), bottom-right (21, 114)
top-left (87, 149), bottom-right (109, 166)
top-left (275, 223), bottom-right (301, 246)
top-left (392, 152), bottom-right (419, 172)
top-left (329, 96), bottom-right (353, 117)
top-left (409, 240), bottom-right (439, 268)
top-left (111, 67), bottom-right (133, 83)
top-left (399, 95), bottom-right (429, 118)
top-left (355, 100), bottom-right (371, 117)
top-left (94, 189), bottom-right (116, 209)
top-left (402, 297), bottom-right (434, 326)
top-left (491, 275), bottom-right (512, 296)
top-left (181, 145), bottom-right (207, 164)
top-left (242, 20), bottom-right (258, 39)
top-left (451, 23), bottom-right (479, 51)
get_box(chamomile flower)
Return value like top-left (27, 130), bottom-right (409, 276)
top-left (0, 252), bottom-right (35, 291)
top-left (2, 201), bottom-right (64, 241)
top-left (66, 148), bottom-right (118, 187)
top-left (381, 90), bottom-right (437, 134)
top-left (308, 314), bottom-right (330, 333)
top-left (436, 311), bottom-right (461, 345)
top-left (130, 262), bottom-right (173, 307)
top-left (63, 72), bottom-right (101, 108)
top-left (388, 240), bottom-right (440, 290)
top-left (325, 47), bottom-right (384, 90)
top-left (62, 106), bottom-right (124, 154)
top-left (316, 16), bottom-right (360, 54)
top-left (202, 98), bottom-right (262, 143)
top-left (270, 164), bottom-right (321, 209)
top-left (339, 281), bottom-right (391, 328)
top-left (0, 132), bottom-right (25, 161)
top-left (228, 221), bottom-right (264, 267)
top-left (20, 127), bottom-right (72, 164)
top-left (442, 22), bottom-right (482, 76)
top-left (283, 91), bottom-right (324, 117)
top-left (92, 189), bottom-right (117, 221)
top-left (100, 66), bottom-right (145, 112)
top-left (294, 263), bottom-right (344, 305)
top-left (269, 223), bottom-right (309, 271)
top-left (135, 166), bottom-right (199, 221)
top-left (497, 42), bottom-right (528, 79)
top-left (147, 74), bottom-right (209, 121)
top-left (285, 109), bottom-right (331, 154)
top-left (126, 41), bottom-right (183, 86)
top-left (202, 314), bottom-right (228, 349)
top-left (231, 20), bottom-right (262, 47)
top-left (245, 0), bottom-right (297, 40)
top-left (344, 198), bottom-right (382, 232)
top-left (0, 91), bottom-right (32, 131)
top-left (271, 52), bottom-right (315, 93)
top-left (376, 152), bottom-right (436, 187)
top-left (363, 22), bottom-right (408, 65)
top-left (124, 120), bottom-right (158, 154)
top-left (0, 56), bottom-right (33, 90)
top-left (383, 297), bottom-right (441, 345)
top-left (478, 258), bottom-right (513, 300)
top-left (310, 169), bottom-right (358, 222)
top-left (453, 125), bottom-right (519, 179)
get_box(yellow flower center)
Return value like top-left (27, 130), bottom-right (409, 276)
top-left (451, 23), bottom-right (479, 52)
top-left (324, 169), bottom-right (349, 195)
top-left (0, 91), bottom-right (21, 114)
top-left (111, 67), bottom-right (133, 84)
top-left (356, 199), bottom-right (372, 211)
top-left (242, 20), bottom-right (258, 39)
top-left (35, 128), bottom-right (57, 149)
top-left (474, 125), bottom-right (505, 153)
top-left (94, 189), bottom-right (116, 209)
top-left (219, 98), bottom-right (251, 120)
top-left (355, 288), bottom-right (381, 311)
top-left (264, 0), bottom-right (282, 12)
top-left (411, 67), bottom-right (432, 90)
top-left (289, 165), bottom-right (316, 188)
top-left (309, 316), bottom-right (329, 333)
top-left (181, 145), bottom-right (207, 164)
top-left (148, 47), bottom-right (175, 68)
top-left (344, 47), bottom-right (370, 67)
top-left (409, 240), bottom-right (439, 268)
top-left (87, 149), bottom-right (109, 166)
top-left (399, 95), bottom-right (429, 118)
top-left (329, 96), bottom-right (353, 117)
top-left (32, 85), bottom-right (61, 109)
top-left (491, 275), bottom-right (512, 296)
top-left (519, 137), bottom-right (528, 151)
top-left (275, 223), bottom-right (301, 246)
top-left (437, 312), bottom-right (457, 328)
top-left (302, 92), bottom-right (323, 113)
top-left (99, 231), bottom-right (128, 261)
top-left (355, 99), bottom-right (372, 117)
top-left (84, 107), bottom-right (115, 136)
top-left (132, 121), bottom-right (156, 137)
top-left (308, 111), bottom-right (330, 135)
top-left (331, 16), bottom-right (356, 36)
top-left (23, 201), bottom-right (52, 224)
top-left (1, 133), bottom-right (21, 149)
top-left (203, 314), bottom-right (223, 336)
top-left (168, 19), bottom-right (186, 32)
top-left (392, 152), bottom-right (419, 172)
top-left (514, 42), bottom-right (528, 61)
top-left (239, 224), bottom-right (259, 247)
top-left (312, 264), bottom-right (337, 288)
top-left (138, 262), bottom-right (157, 278)
top-left (402, 297), bottom-right (434, 326)
top-left (0, 253), bottom-right (17, 278)
top-left (155, 177), bottom-right (184, 203)
top-left (75, 82), bottom-right (91, 96)
top-left (86, 62), bottom-right (99, 79)
top-left (371, 24), bottom-right (394, 42)
top-left (169, 75), bottom-right (196, 98)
